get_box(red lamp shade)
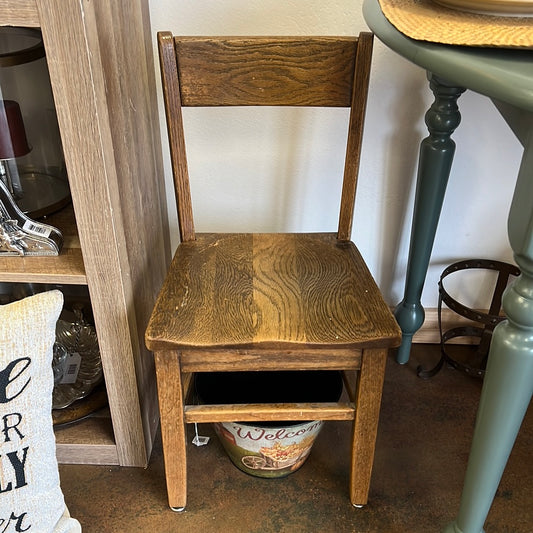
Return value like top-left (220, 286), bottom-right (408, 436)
top-left (0, 99), bottom-right (31, 159)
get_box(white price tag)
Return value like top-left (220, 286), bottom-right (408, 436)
top-left (60, 352), bottom-right (82, 384)
top-left (22, 220), bottom-right (52, 238)
top-left (192, 423), bottom-right (210, 446)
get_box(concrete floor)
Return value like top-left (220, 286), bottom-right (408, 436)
top-left (58, 344), bottom-right (532, 532)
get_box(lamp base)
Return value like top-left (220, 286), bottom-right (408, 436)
top-left (16, 169), bottom-right (71, 218)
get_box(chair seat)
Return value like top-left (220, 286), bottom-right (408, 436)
top-left (146, 232), bottom-right (401, 352)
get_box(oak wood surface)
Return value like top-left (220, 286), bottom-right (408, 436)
top-left (349, 348), bottom-right (387, 505)
top-left (55, 444), bottom-right (119, 465)
top-left (338, 32), bottom-right (373, 241)
top-left (146, 233), bottom-right (401, 351)
top-left (155, 350), bottom-right (188, 510)
top-left (180, 347), bottom-right (361, 372)
top-left (37, 0), bottom-right (147, 467)
top-left (184, 402), bottom-right (356, 423)
top-left (174, 36), bottom-right (358, 107)
top-left (158, 32), bottom-right (195, 242)
top-left (90, 0), bottom-right (170, 462)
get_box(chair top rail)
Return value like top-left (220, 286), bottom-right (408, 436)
top-left (173, 36), bottom-right (360, 107)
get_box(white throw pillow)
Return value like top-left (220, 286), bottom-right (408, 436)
top-left (0, 290), bottom-right (81, 532)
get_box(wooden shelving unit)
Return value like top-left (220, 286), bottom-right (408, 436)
top-left (0, 0), bottom-right (170, 467)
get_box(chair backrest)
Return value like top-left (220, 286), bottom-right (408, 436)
top-left (157, 33), bottom-right (374, 243)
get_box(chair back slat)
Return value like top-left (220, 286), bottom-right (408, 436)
top-left (174, 37), bottom-right (358, 107)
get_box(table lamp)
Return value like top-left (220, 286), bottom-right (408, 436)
top-left (0, 27), bottom-right (70, 217)
top-left (0, 99), bottom-right (31, 197)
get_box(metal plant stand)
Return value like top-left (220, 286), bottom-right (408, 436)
top-left (417, 259), bottom-right (520, 379)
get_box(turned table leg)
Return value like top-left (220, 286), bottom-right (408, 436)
top-left (444, 120), bottom-right (533, 533)
top-left (394, 74), bottom-right (465, 364)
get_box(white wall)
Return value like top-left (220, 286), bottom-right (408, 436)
top-left (148, 0), bottom-right (522, 309)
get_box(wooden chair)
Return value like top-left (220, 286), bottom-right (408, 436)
top-left (146, 32), bottom-right (401, 511)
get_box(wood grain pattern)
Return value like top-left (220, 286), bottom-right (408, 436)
top-left (146, 233), bottom-right (401, 351)
top-left (155, 350), bottom-right (188, 510)
top-left (156, 33), bottom-right (376, 246)
top-left (174, 37), bottom-right (358, 107)
top-left (181, 348), bottom-right (361, 372)
top-left (158, 32), bottom-right (195, 242)
top-left (35, 0), bottom-right (168, 467)
top-left (349, 348), bottom-right (387, 506)
top-left (55, 415), bottom-right (118, 465)
top-left (56, 444), bottom-right (119, 465)
top-left (0, 248), bottom-right (85, 284)
top-left (37, 0), bottom-right (147, 467)
top-left (338, 32), bottom-right (374, 241)
top-left (184, 402), bottom-right (355, 423)
top-left (0, 0), bottom-right (39, 26)
top-left (91, 0), bottom-right (170, 461)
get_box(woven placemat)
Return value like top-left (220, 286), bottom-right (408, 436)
top-left (378, 0), bottom-right (533, 47)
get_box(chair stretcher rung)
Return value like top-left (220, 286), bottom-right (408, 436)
top-left (184, 402), bottom-right (356, 423)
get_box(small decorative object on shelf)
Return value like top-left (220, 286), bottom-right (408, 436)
top-left (53, 304), bottom-right (103, 410)
top-left (52, 341), bottom-right (68, 384)
top-left (0, 177), bottom-right (62, 255)
top-left (1, 281), bottom-right (105, 422)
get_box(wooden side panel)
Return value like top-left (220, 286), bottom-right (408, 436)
top-left (91, 0), bottom-right (170, 459)
top-left (35, 0), bottom-right (167, 466)
top-left (174, 37), bottom-right (357, 107)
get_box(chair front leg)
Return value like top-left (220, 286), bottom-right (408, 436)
top-left (349, 348), bottom-right (387, 507)
top-left (154, 350), bottom-right (188, 511)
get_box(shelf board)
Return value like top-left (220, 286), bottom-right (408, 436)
top-left (0, 0), bottom-right (39, 27)
top-left (55, 411), bottom-right (119, 465)
top-left (0, 204), bottom-right (86, 284)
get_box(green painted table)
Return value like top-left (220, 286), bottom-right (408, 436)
top-left (363, 0), bottom-right (533, 531)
